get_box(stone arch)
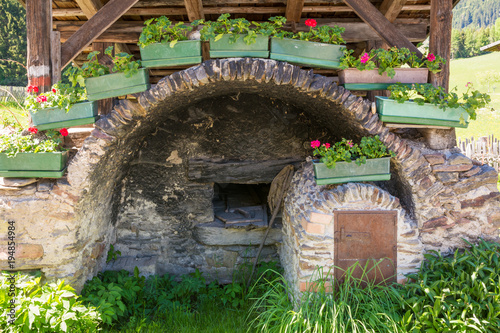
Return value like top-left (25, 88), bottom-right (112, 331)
top-left (3, 58), bottom-right (498, 291)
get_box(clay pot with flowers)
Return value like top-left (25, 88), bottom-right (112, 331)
top-left (24, 83), bottom-right (98, 131)
top-left (338, 48), bottom-right (444, 90)
top-left (311, 136), bottom-right (394, 185)
top-left (0, 125), bottom-right (70, 178)
top-left (270, 18), bottom-right (346, 69)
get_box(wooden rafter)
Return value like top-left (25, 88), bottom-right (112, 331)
top-left (184, 0), bottom-right (205, 21)
top-left (429, 0), bottom-right (452, 92)
top-left (285, 0), bottom-right (305, 23)
top-left (379, 0), bottom-right (407, 23)
top-left (75, 0), bottom-right (103, 18)
top-left (343, 0), bottom-right (422, 57)
top-left (60, 0), bottom-right (139, 68)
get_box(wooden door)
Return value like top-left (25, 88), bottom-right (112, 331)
top-left (334, 211), bottom-right (397, 284)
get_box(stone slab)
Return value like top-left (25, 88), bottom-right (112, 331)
top-left (193, 222), bottom-right (282, 246)
top-left (105, 256), bottom-right (157, 277)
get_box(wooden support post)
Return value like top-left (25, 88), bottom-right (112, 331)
top-left (343, 0), bottom-right (423, 57)
top-left (26, 0), bottom-right (52, 92)
top-left (60, 0), bottom-right (139, 68)
top-left (285, 0), bottom-right (305, 23)
top-left (184, 0), bottom-right (204, 21)
top-left (51, 31), bottom-right (62, 84)
top-left (93, 42), bottom-right (115, 116)
top-left (429, 0), bottom-right (452, 92)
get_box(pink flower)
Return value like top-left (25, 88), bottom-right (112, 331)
top-left (59, 128), bottom-right (68, 137)
top-left (346, 140), bottom-right (354, 148)
top-left (36, 95), bottom-right (48, 103)
top-left (52, 88), bottom-right (57, 93)
top-left (323, 143), bottom-right (330, 149)
top-left (311, 140), bottom-right (321, 149)
top-left (27, 85), bottom-right (39, 93)
top-left (466, 82), bottom-right (472, 87)
top-left (28, 127), bottom-right (38, 134)
top-left (427, 53), bottom-right (435, 62)
top-left (305, 19), bottom-right (317, 28)
top-left (360, 53), bottom-right (370, 64)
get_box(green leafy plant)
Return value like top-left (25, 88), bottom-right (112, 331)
top-left (340, 47), bottom-right (446, 78)
top-left (195, 14), bottom-right (286, 45)
top-left (65, 46), bottom-right (142, 88)
top-left (138, 16), bottom-right (193, 48)
top-left (276, 18), bottom-right (345, 45)
top-left (0, 272), bottom-right (101, 332)
top-left (24, 83), bottom-right (87, 113)
top-left (388, 82), bottom-right (491, 122)
top-left (0, 129), bottom-right (64, 157)
top-left (400, 239), bottom-right (500, 332)
top-left (106, 244), bottom-right (122, 263)
top-left (311, 135), bottom-right (394, 169)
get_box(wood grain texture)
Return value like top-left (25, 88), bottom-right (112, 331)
top-left (27, 0), bottom-right (52, 92)
top-left (429, 0), bottom-right (452, 92)
top-left (74, 0), bottom-right (103, 18)
top-left (343, 0), bottom-right (423, 57)
top-left (184, 0), bottom-right (205, 21)
top-left (60, 0), bottom-right (139, 68)
top-left (51, 31), bottom-right (61, 84)
top-left (285, 0), bottom-right (305, 23)
top-left (379, 0), bottom-right (407, 22)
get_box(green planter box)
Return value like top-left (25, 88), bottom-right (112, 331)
top-left (313, 157), bottom-right (391, 185)
top-left (270, 38), bottom-right (346, 69)
top-left (30, 101), bottom-right (98, 131)
top-left (209, 34), bottom-right (269, 58)
top-left (339, 68), bottom-right (429, 91)
top-left (85, 68), bottom-right (150, 101)
top-left (375, 96), bottom-right (469, 128)
top-left (0, 151), bottom-right (69, 178)
top-left (140, 40), bottom-right (202, 68)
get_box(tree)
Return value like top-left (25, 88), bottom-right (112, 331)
top-left (0, 0), bottom-right (27, 86)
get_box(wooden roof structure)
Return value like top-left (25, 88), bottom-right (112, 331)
top-left (480, 40), bottom-right (500, 52)
top-left (21, 0), bottom-right (457, 104)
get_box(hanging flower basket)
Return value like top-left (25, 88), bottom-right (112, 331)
top-left (140, 40), bottom-right (202, 68)
top-left (209, 34), bottom-right (269, 58)
top-left (30, 101), bottom-right (98, 131)
top-left (375, 96), bottom-right (469, 128)
top-left (270, 38), bottom-right (346, 69)
top-left (338, 68), bottom-right (429, 91)
top-left (85, 68), bottom-right (150, 101)
top-left (0, 151), bottom-right (69, 178)
top-left (313, 157), bottom-right (391, 185)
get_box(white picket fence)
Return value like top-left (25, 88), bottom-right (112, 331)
top-left (458, 135), bottom-right (500, 172)
top-left (0, 85), bottom-right (26, 102)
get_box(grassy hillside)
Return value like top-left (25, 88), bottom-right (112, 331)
top-left (449, 52), bottom-right (500, 139)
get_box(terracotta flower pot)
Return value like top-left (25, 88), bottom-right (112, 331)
top-left (338, 68), bottom-right (429, 90)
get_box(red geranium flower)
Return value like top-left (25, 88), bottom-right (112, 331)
top-left (28, 127), bottom-right (38, 134)
top-left (305, 19), bottom-right (317, 28)
top-left (323, 143), bottom-right (330, 149)
top-left (36, 95), bottom-right (48, 103)
top-left (427, 53), bottom-right (436, 62)
top-left (360, 53), bottom-right (370, 64)
top-left (27, 85), bottom-right (39, 93)
top-left (59, 128), bottom-right (68, 137)
top-left (52, 88), bottom-right (57, 93)
top-left (311, 140), bottom-right (321, 149)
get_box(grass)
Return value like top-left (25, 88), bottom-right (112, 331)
top-left (0, 100), bottom-right (28, 128)
top-left (449, 52), bottom-right (500, 139)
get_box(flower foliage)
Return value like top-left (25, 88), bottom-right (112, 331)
top-left (340, 47), bottom-right (446, 78)
top-left (65, 46), bottom-right (141, 88)
top-left (24, 83), bottom-right (87, 113)
top-left (278, 18), bottom-right (345, 45)
top-left (388, 82), bottom-right (491, 122)
top-left (0, 129), bottom-right (64, 157)
top-left (311, 136), bottom-right (394, 169)
top-left (138, 16), bottom-right (193, 48)
top-left (195, 14), bottom-right (287, 45)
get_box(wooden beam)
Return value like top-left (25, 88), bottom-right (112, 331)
top-left (60, 0), bottom-right (139, 68)
top-left (27, 0), bottom-right (52, 92)
top-left (184, 0), bottom-right (205, 21)
top-left (74, 0), bottom-right (103, 18)
top-left (52, 4), bottom-right (430, 17)
top-left (286, 0), bottom-right (305, 23)
top-left (342, 0), bottom-right (423, 57)
top-left (17, 0), bottom-right (25, 7)
top-left (379, 0), bottom-right (407, 22)
top-left (429, 0), bottom-right (452, 92)
top-left (51, 31), bottom-right (61, 84)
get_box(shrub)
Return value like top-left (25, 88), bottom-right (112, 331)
top-left (400, 239), bottom-right (500, 332)
top-left (0, 272), bottom-right (101, 332)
